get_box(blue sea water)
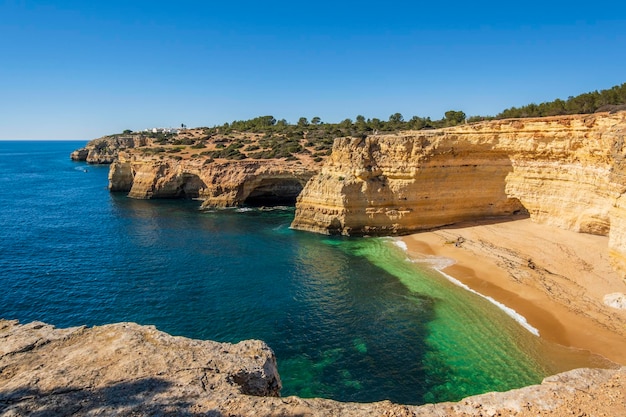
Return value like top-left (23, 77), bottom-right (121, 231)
top-left (0, 141), bottom-right (608, 405)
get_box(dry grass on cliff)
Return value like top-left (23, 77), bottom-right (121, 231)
top-left (130, 128), bottom-right (331, 168)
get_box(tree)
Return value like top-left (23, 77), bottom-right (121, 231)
top-left (369, 118), bottom-right (383, 131)
top-left (496, 83), bottom-right (626, 119)
top-left (354, 115), bottom-right (371, 134)
top-left (444, 110), bottom-right (466, 126)
top-left (298, 117), bottom-right (309, 127)
top-left (122, 129), bottom-right (133, 134)
top-left (257, 116), bottom-right (276, 127)
top-left (339, 118), bottom-right (353, 129)
top-left (407, 116), bottom-right (426, 130)
top-left (389, 113), bottom-right (404, 123)
top-left (311, 116), bottom-right (321, 125)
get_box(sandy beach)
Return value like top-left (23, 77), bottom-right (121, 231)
top-left (399, 215), bottom-right (626, 365)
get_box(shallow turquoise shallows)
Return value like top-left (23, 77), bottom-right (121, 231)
top-left (0, 141), bottom-right (607, 405)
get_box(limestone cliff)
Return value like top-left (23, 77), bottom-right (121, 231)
top-left (291, 112), bottom-right (626, 273)
top-left (110, 151), bottom-right (316, 208)
top-left (1, 320), bottom-right (624, 416)
top-left (71, 135), bottom-right (152, 164)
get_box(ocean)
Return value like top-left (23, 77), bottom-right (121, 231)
top-left (0, 140), bottom-right (607, 405)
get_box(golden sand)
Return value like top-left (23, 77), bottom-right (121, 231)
top-left (399, 216), bottom-right (626, 364)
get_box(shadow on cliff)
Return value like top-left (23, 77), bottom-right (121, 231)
top-left (429, 211), bottom-right (530, 233)
top-left (0, 378), bottom-right (223, 417)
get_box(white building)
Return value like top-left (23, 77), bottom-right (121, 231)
top-left (145, 127), bottom-right (180, 134)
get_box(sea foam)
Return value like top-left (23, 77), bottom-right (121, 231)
top-left (392, 238), bottom-right (540, 336)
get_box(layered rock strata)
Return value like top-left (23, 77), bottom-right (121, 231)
top-left (71, 135), bottom-right (153, 164)
top-left (109, 151), bottom-right (316, 208)
top-left (291, 112), bottom-right (626, 273)
top-left (1, 320), bottom-right (624, 416)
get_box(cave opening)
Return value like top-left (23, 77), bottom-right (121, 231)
top-left (176, 174), bottom-right (206, 199)
top-left (243, 179), bottom-right (304, 207)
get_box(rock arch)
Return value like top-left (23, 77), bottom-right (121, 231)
top-left (243, 178), bottom-right (305, 206)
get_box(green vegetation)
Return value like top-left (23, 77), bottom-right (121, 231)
top-left (190, 83), bottom-right (626, 160)
top-left (208, 141), bottom-right (247, 160)
top-left (190, 142), bottom-right (206, 149)
top-left (139, 147), bottom-right (166, 155)
top-left (495, 83), bottom-right (626, 119)
top-left (115, 83), bottom-right (625, 162)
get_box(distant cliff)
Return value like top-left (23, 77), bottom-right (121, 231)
top-left (73, 129), bottom-right (325, 207)
top-left (109, 151), bottom-right (316, 207)
top-left (71, 135), bottom-right (152, 164)
top-left (290, 112), bottom-right (626, 274)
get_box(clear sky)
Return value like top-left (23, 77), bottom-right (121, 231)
top-left (1, 0), bottom-right (625, 139)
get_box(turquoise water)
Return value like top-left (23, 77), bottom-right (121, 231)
top-left (0, 141), bottom-right (605, 405)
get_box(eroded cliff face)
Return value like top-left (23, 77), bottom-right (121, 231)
top-left (71, 135), bottom-right (152, 164)
top-left (1, 320), bottom-right (624, 417)
top-left (291, 112), bottom-right (626, 273)
top-left (109, 151), bottom-right (316, 208)
top-left (291, 134), bottom-right (525, 235)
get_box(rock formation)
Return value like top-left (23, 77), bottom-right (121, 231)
top-left (71, 135), bottom-right (152, 164)
top-left (291, 112), bottom-right (626, 274)
top-left (0, 319), bottom-right (281, 416)
top-left (109, 152), bottom-right (316, 208)
top-left (1, 320), bottom-right (624, 416)
top-left (75, 112), bottom-right (626, 273)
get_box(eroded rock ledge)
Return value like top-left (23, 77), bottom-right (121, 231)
top-left (1, 320), bottom-right (624, 417)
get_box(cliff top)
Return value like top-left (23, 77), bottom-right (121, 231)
top-left (73, 110), bottom-right (626, 168)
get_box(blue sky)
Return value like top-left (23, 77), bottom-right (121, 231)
top-left (1, 1), bottom-right (625, 139)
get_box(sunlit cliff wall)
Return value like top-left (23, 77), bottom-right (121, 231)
top-left (291, 112), bottom-right (626, 275)
top-left (109, 152), bottom-right (315, 208)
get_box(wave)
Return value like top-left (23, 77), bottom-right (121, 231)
top-left (392, 237), bottom-right (540, 336)
top-left (437, 270), bottom-right (540, 336)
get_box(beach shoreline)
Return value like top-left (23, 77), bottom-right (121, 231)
top-left (398, 216), bottom-right (626, 365)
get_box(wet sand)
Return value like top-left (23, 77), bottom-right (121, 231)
top-left (399, 216), bottom-right (626, 365)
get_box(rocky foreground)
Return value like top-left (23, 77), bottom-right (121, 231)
top-left (1, 320), bottom-right (624, 416)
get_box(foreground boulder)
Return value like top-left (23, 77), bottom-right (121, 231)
top-left (0, 320), bottom-right (280, 416)
top-left (1, 320), bottom-right (624, 416)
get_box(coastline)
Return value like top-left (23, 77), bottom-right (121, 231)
top-left (398, 216), bottom-right (626, 365)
